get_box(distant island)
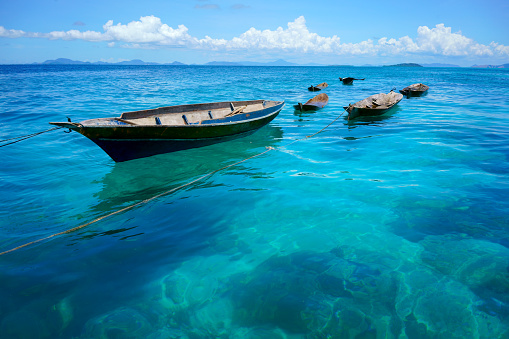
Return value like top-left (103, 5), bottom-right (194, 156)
top-left (383, 63), bottom-right (423, 67)
top-left (21, 58), bottom-right (509, 68)
top-left (421, 63), bottom-right (461, 68)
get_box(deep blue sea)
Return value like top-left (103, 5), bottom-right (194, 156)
top-left (0, 65), bottom-right (508, 338)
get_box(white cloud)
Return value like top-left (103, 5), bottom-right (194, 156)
top-left (415, 24), bottom-right (494, 56)
top-left (0, 16), bottom-right (507, 59)
top-left (101, 16), bottom-right (196, 46)
top-left (198, 16), bottom-right (342, 53)
top-left (0, 26), bottom-right (27, 38)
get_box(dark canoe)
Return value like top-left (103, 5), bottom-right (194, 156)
top-left (50, 99), bottom-right (284, 162)
top-left (308, 82), bottom-right (329, 91)
top-left (344, 91), bottom-right (403, 119)
top-left (293, 93), bottom-right (329, 111)
top-left (400, 83), bottom-right (429, 97)
top-left (339, 77), bottom-right (365, 85)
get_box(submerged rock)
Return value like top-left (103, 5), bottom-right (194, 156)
top-left (420, 235), bottom-right (509, 318)
top-left (54, 296), bottom-right (74, 331)
top-left (229, 250), bottom-right (401, 337)
top-left (395, 261), bottom-right (508, 338)
top-left (81, 307), bottom-right (152, 339)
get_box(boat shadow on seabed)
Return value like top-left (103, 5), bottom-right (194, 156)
top-left (344, 106), bottom-right (402, 130)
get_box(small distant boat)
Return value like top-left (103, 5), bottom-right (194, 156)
top-left (294, 93), bottom-right (329, 111)
top-left (339, 77), bottom-right (365, 85)
top-left (308, 82), bottom-right (329, 91)
top-left (50, 99), bottom-right (284, 162)
top-left (344, 90), bottom-right (403, 119)
top-left (400, 83), bottom-right (429, 97)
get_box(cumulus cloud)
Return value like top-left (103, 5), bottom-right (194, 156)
top-left (198, 16), bottom-right (341, 53)
top-left (0, 16), bottom-right (507, 59)
top-left (101, 16), bottom-right (196, 46)
top-left (415, 24), bottom-right (495, 56)
top-left (0, 27), bottom-right (27, 39)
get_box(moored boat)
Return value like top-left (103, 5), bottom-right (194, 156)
top-left (293, 93), bottom-right (329, 111)
top-left (344, 90), bottom-right (403, 119)
top-left (308, 82), bottom-right (329, 91)
top-left (400, 83), bottom-right (429, 97)
top-left (339, 77), bottom-right (365, 85)
top-left (50, 99), bottom-right (284, 162)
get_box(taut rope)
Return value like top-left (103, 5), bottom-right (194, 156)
top-left (0, 127), bottom-right (62, 148)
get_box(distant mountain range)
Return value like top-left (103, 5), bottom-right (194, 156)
top-left (38, 58), bottom-right (185, 66)
top-left (36, 58), bottom-right (312, 67)
top-left (472, 63), bottom-right (509, 68)
top-left (383, 63), bottom-right (423, 67)
top-left (30, 58), bottom-right (509, 68)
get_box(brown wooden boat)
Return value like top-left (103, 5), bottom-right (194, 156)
top-left (308, 82), bottom-right (329, 91)
top-left (400, 83), bottom-right (429, 97)
top-left (294, 93), bottom-right (329, 111)
top-left (344, 90), bottom-right (403, 119)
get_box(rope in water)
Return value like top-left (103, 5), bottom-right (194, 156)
top-left (0, 108), bottom-right (347, 256)
top-left (0, 127), bottom-right (62, 147)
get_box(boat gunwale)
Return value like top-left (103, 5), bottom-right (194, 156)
top-left (346, 92), bottom-right (403, 110)
top-left (119, 99), bottom-right (277, 119)
top-left (79, 101), bottom-right (285, 129)
top-left (344, 91), bottom-right (403, 119)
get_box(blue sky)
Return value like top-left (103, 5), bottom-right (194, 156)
top-left (1, 0), bottom-right (508, 66)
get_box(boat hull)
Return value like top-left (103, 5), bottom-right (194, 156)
top-left (344, 106), bottom-right (398, 120)
top-left (400, 89), bottom-right (428, 97)
top-left (293, 104), bottom-right (322, 111)
top-left (90, 129), bottom-right (262, 162)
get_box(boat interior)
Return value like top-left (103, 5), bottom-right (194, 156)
top-left (351, 92), bottom-right (402, 109)
top-left (82, 100), bottom-right (281, 127)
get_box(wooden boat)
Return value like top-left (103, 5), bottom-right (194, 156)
top-left (50, 99), bottom-right (285, 162)
top-left (308, 82), bottom-right (329, 91)
top-left (293, 93), bottom-right (329, 111)
top-left (344, 90), bottom-right (403, 119)
top-left (339, 77), bottom-right (365, 85)
top-left (400, 83), bottom-right (429, 97)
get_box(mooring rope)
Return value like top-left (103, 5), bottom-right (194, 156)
top-left (0, 109), bottom-right (347, 256)
top-left (281, 108), bottom-right (347, 149)
top-left (0, 127), bottom-right (62, 147)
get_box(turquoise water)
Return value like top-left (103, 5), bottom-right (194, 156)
top-left (0, 65), bottom-right (508, 338)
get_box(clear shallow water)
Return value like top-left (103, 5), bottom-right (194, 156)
top-left (0, 65), bottom-right (508, 338)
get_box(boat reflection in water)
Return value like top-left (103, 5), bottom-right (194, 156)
top-left (346, 108), bottom-right (400, 125)
top-left (91, 124), bottom-right (285, 213)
